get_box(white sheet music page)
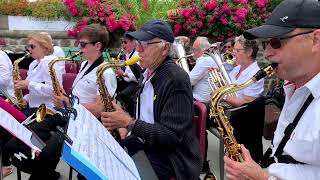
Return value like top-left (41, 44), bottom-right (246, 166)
top-left (0, 108), bottom-right (41, 152)
top-left (66, 103), bottom-right (141, 180)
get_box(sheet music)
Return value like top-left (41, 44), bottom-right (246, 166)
top-left (64, 104), bottom-right (140, 180)
top-left (0, 108), bottom-right (41, 152)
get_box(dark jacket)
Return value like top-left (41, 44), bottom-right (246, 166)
top-left (132, 57), bottom-right (202, 180)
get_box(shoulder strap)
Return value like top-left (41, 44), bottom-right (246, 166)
top-left (274, 93), bottom-right (314, 157)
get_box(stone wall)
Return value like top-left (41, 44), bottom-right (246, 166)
top-left (0, 30), bottom-right (123, 52)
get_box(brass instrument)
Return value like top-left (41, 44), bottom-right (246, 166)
top-left (96, 56), bottom-right (141, 142)
top-left (12, 52), bottom-right (30, 109)
top-left (205, 45), bottom-right (237, 97)
top-left (223, 52), bottom-right (235, 65)
top-left (35, 52), bottom-right (82, 123)
top-left (209, 63), bottom-right (277, 162)
top-left (172, 36), bottom-right (191, 74)
top-left (112, 49), bottom-right (124, 64)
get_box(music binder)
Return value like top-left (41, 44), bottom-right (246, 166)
top-left (0, 107), bottom-right (45, 152)
top-left (62, 103), bottom-right (141, 180)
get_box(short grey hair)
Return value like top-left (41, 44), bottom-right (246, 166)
top-left (196, 36), bottom-right (211, 50)
top-left (235, 35), bottom-right (259, 59)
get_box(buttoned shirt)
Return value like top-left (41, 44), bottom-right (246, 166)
top-left (229, 61), bottom-right (264, 99)
top-left (268, 72), bottom-right (320, 180)
top-left (72, 61), bottom-right (117, 104)
top-left (0, 50), bottom-right (14, 97)
top-left (189, 55), bottom-right (218, 103)
top-left (135, 70), bottom-right (154, 124)
top-left (24, 54), bottom-right (65, 110)
top-left (123, 50), bottom-right (140, 83)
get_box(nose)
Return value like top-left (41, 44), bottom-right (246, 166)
top-left (263, 45), bottom-right (276, 60)
top-left (135, 44), bottom-right (143, 53)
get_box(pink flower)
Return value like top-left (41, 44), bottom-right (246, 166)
top-left (174, 24), bottom-right (182, 36)
top-left (182, 9), bottom-right (192, 18)
top-left (204, 1), bottom-right (218, 11)
top-left (235, 8), bottom-right (247, 22)
top-left (143, 0), bottom-right (148, 11)
top-left (221, 4), bottom-right (230, 14)
top-left (220, 18), bottom-right (228, 25)
top-left (256, 0), bottom-right (267, 8)
top-left (196, 21), bottom-right (203, 28)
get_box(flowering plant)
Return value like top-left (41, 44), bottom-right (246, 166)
top-left (64, 0), bottom-right (137, 38)
top-left (170, 0), bottom-right (278, 41)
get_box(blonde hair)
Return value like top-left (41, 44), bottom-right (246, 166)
top-left (27, 32), bottom-right (54, 55)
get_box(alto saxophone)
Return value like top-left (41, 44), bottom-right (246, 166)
top-left (35, 52), bottom-right (82, 123)
top-left (96, 56), bottom-right (141, 142)
top-left (209, 63), bottom-right (278, 162)
top-left (12, 52), bottom-right (30, 109)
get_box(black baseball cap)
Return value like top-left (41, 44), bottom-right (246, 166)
top-left (244, 0), bottom-right (320, 40)
top-left (126, 20), bottom-right (174, 43)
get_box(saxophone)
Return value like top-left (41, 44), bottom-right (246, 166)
top-left (35, 52), bottom-right (82, 123)
top-left (209, 63), bottom-right (278, 162)
top-left (96, 56), bottom-right (141, 142)
top-left (12, 52), bottom-right (30, 109)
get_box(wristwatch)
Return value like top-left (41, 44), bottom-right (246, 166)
top-left (268, 175), bottom-right (279, 180)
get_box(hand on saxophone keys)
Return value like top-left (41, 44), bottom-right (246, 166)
top-left (224, 144), bottom-right (269, 180)
top-left (101, 101), bottom-right (134, 131)
top-left (14, 80), bottom-right (29, 90)
top-left (53, 94), bottom-right (70, 109)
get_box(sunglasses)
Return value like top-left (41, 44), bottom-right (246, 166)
top-left (78, 41), bottom-right (96, 48)
top-left (121, 41), bottom-right (128, 44)
top-left (26, 44), bottom-right (36, 50)
top-left (262, 30), bottom-right (314, 50)
top-left (224, 46), bottom-right (232, 48)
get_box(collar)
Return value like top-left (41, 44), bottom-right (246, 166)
top-left (284, 72), bottom-right (320, 99)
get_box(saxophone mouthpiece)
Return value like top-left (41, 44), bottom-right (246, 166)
top-left (270, 63), bottom-right (278, 69)
top-left (70, 52), bottom-right (82, 59)
top-left (125, 56), bottom-right (142, 65)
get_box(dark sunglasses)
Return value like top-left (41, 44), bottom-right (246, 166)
top-left (121, 41), bottom-right (128, 44)
top-left (78, 41), bottom-right (96, 48)
top-left (26, 44), bottom-right (36, 50)
top-left (224, 46), bottom-right (232, 48)
top-left (262, 30), bottom-right (314, 50)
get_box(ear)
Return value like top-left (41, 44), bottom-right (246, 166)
top-left (95, 42), bottom-right (103, 51)
top-left (161, 42), bottom-right (171, 56)
top-left (311, 29), bottom-right (320, 53)
top-left (246, 48), bottom-right (253, 57)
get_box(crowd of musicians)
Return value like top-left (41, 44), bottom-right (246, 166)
top-left (0, 0), bottom-right (320, 179)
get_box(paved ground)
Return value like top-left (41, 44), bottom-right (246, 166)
top-left (5, 131), bottom-right (271, 180)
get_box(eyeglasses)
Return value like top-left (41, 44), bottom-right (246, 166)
top-left (78, 41), bottom-right (96, 48)
top-left (26, 44), bottom-right (36, 50)
top-left (121, 41), bottom-right (127, 44)
top-left (134, 40), bottom-right (164, 49)
top-left (262, 30), bottom-right (314, 50)
top-left (233, 48), bottom-right (245, 53)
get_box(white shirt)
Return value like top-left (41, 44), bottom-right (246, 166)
top-left (72, 61), bottom-right (117, 104)
top-left (268, 72), bottom-right (320, 180)
top-left (24, 54), bottom-right (65, 110)
top-left (123, 50), bottom-right (140, 83)
top-left (0, 50), bottom-right (14, 97)
top-left (229, 62), bottom-right (264, 99)
top-left (189, 55), bottom-right (218, 103)
top-left (53, 46), bottom-right (65, 58)
top-left (136, 70), bottom-right (154, 124)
